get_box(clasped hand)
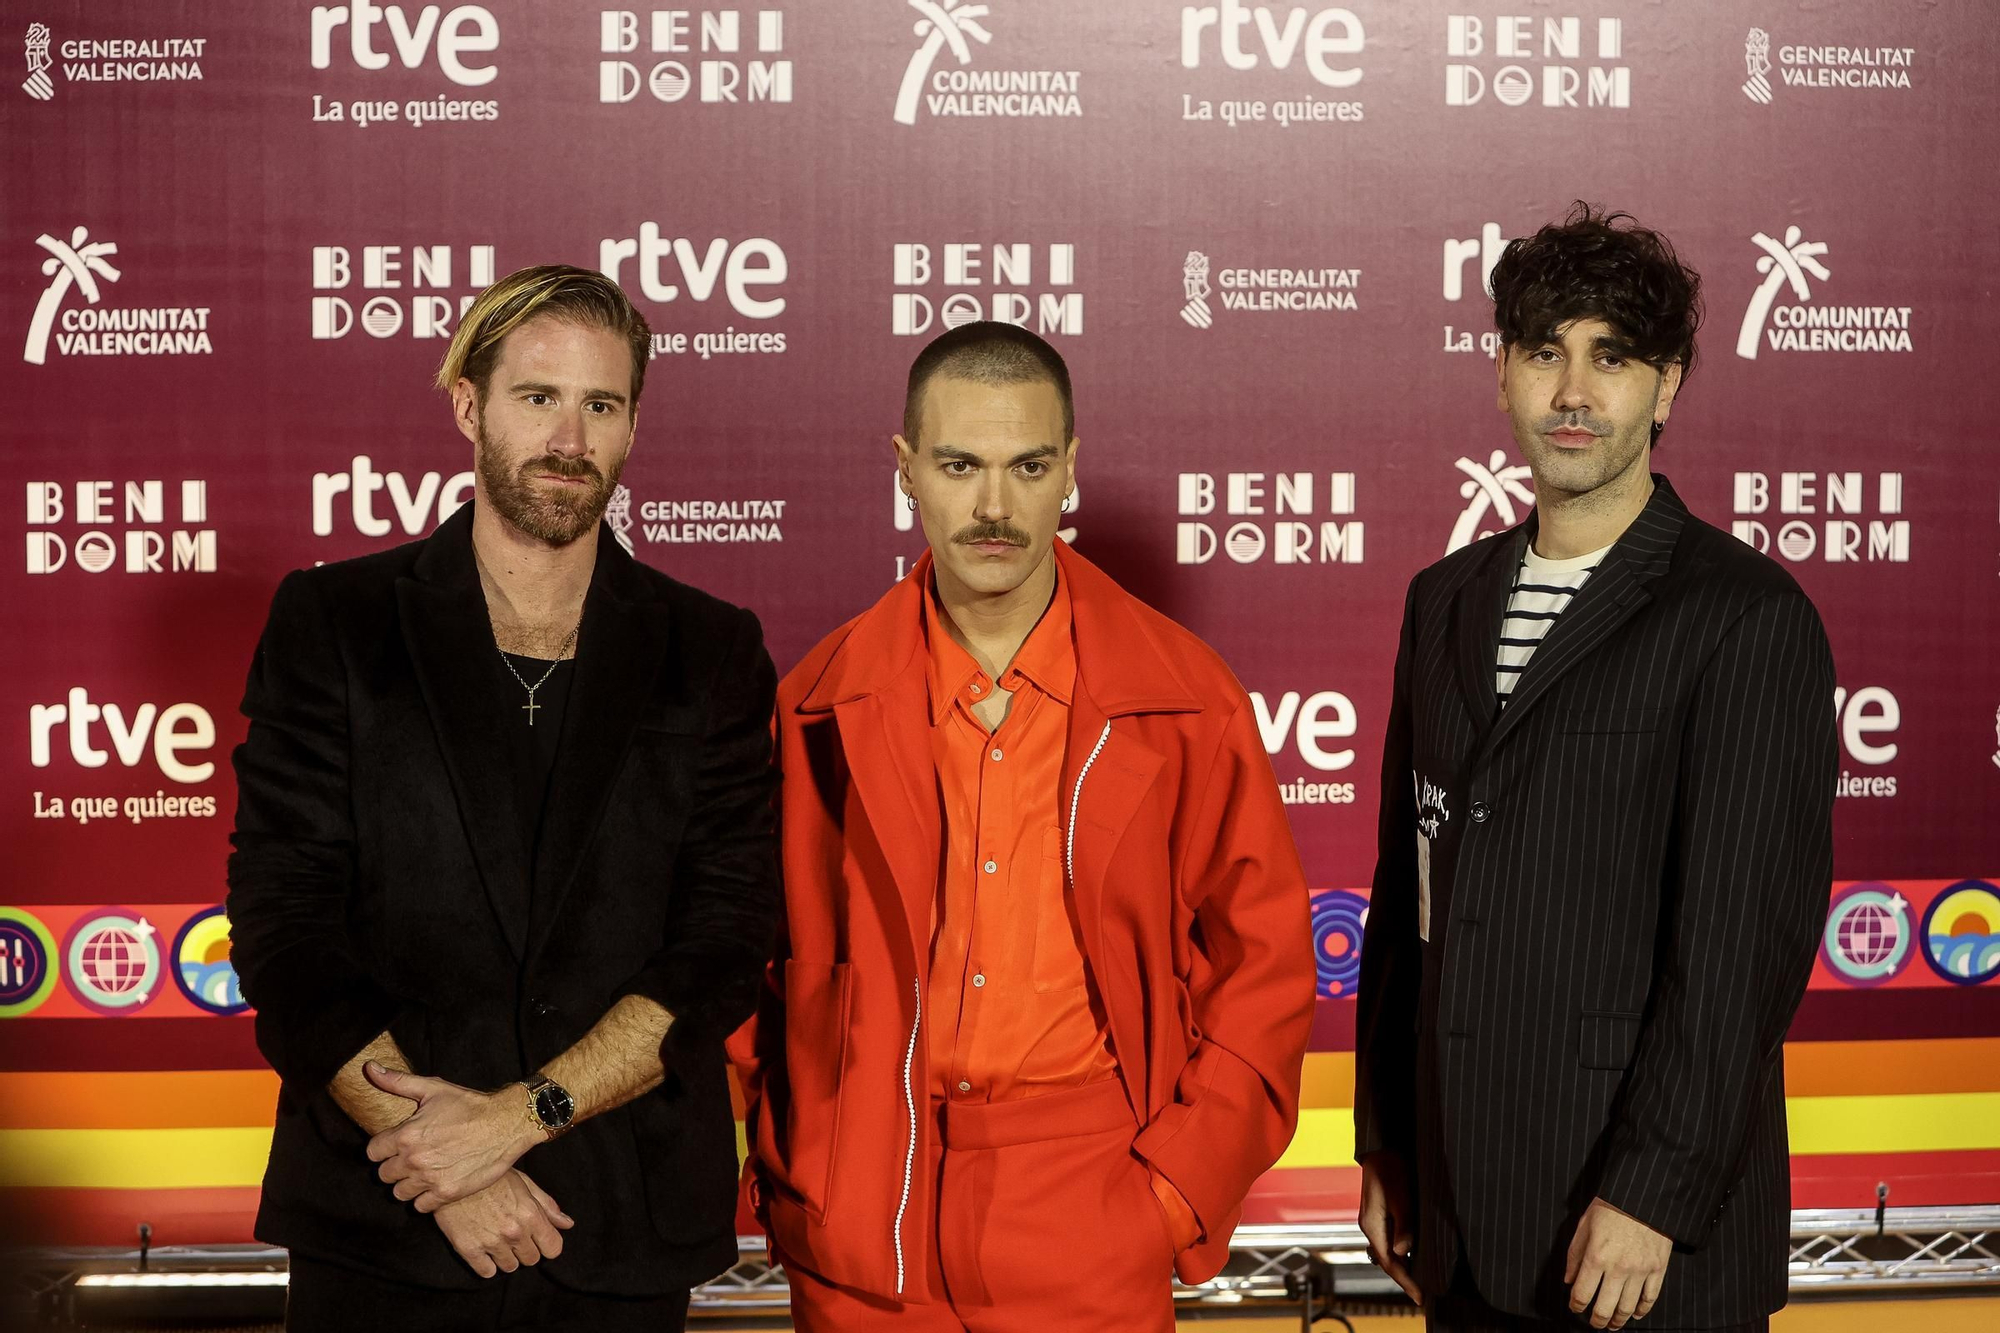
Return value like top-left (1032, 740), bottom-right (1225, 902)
top-left (364, 1061), bottom-right (544, 1211)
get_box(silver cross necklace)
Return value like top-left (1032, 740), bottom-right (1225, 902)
top-left (497, 622), bottom-right (580, 727)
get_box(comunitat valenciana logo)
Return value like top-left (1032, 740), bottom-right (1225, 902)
top-left (1446, 449), bottom-right (1534, 554)
top-left (893, 1), bottom-right (1080, 125)
top-left (1734, 226), bottom-right (1914, 359)
top-left (24, 228), bottom-right (212, 365)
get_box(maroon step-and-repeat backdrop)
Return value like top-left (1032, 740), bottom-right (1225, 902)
top-left (5, 0), bottom-right (1997, 1250)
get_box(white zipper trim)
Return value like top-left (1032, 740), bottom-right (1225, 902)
top-left (1066, 721), bottom-right (1113, 889)
top-left (892, 975), bottom-right (920, 1295)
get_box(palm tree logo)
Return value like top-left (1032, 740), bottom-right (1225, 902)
top-left (895, 1), bottom-right (993, 126)
top-left (26, 226), bottom-right (120, 366)
top-left (1448, 450), bottom-right (1536, 553)
top-left (1735, 227), bottom-right (1830, 360)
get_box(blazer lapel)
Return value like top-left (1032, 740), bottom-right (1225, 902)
top-left (398, 511), bottom-right (532, 960)
top-left (528, 532), bottom-right (676, 948)
top-left (1480, 476), bottom-right (1687, 757)
top-left (832, 669), bottom-right (942, 956)
top-left (1449, 527), bottom-right (1523, 740)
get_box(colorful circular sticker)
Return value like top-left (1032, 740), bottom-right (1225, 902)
top-left (172, 906), bottom-right (247, 1015)
top-left (1819, 882), bottom-right (1914, 988)
top-left (1920, 880), bottom-right (2000, 987)
top-left (0, 907), bottom-right (60, 1018)
top-left (1311, 890), bottom-right (1369, 1000)
top-left (63, 909), bottom-right (163, 1015)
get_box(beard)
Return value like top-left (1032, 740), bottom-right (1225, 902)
top-left (476, 421), bottom-right (624, 547)
top-left (1516, 408), bottom-right (1650, 501)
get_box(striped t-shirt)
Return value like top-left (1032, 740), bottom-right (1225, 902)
top-left (1495, 541), bottom-right (1613, 705)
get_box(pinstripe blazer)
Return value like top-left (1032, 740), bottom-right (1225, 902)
top-left (1354, 475), bottom-right (1837, 1326)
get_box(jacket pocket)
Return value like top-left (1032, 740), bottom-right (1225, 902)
top-left (1559, 706), bottom-right (1665, 734)
top-left (777, 958), bottom-right (852, 1219)
top-left (1577, 1010), bottom-right (1643, 1070)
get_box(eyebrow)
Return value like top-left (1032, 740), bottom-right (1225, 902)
top-left (510, 380), bottom-right (629, 406)
top-left (930, 443), bottom-right (1060, 466)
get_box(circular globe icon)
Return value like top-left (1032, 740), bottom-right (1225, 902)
top-left (1820, 883), bottom-right (1912, 987)
top-left (64, 910), bottom-right (163, 1015)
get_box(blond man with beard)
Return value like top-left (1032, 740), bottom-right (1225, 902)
top-left (228, 266), bottom-right (778, 1330)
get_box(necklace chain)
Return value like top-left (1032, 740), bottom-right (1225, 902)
top-left (496, 622), bottom-right (580, 726)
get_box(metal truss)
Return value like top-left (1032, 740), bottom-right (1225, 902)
top-left (6, 1209), bottom-right (1994, 1325)
top-left (690, 1208), bottom-right (2000, 1311)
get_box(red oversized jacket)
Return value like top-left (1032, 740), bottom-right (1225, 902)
top-left (733, 542), bottom-right (1314, 1299)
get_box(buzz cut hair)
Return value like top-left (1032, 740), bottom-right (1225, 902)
top-left (903, 321), bottom-right (1075, 447)
top-left (434, 264), bottom-right (652, 407)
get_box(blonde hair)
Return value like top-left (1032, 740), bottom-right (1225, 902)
top-left (434, 264), bottom-right (652, 405)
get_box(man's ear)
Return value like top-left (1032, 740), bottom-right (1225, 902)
top-left (451, 379), bottom-right (480, 446)
top-left (1494, 341), bottom-right (1510, 414)
top-left (1653, 361), bottom-right (1684, 427)
top-left (893, 433), bottom-right (917, 498)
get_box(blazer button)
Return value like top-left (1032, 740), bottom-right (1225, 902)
top-left (529, 998), bottom-right (556, 1018)
top-left (1470, 801), bottom-right (1492, 823)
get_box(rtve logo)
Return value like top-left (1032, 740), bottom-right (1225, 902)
top-left (310, 3), bottom-right (500, 85)
top-left (29, 688), bottom-right (218, 784)
top-left (1179, 2), bottom-right (1364, 87)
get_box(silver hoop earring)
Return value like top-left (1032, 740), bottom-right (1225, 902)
top-left (1061, 493), bottom-right (1073, 513)
top-left (905, 495), bottom-right (917, 511)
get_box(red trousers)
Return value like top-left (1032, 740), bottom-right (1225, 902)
top-left (786, 1079), bottom-right (1179, 1332)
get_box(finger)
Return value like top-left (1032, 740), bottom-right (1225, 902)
top-left (1636, 1270), bottom-right (1664, 1318)
top-left (519, 1174), bottom-right (576, 1229)
top-left (392, 1177), bottom-right (425, 1202)
top-left (376, 1157), bottom-right (412, 1184)
top-left (490, 1243), bottom-right (520, 1274)
top-left (511, 1235), bottom-right (544, 1268)
top-left (529, 1208), bottom-right (563, 1260)
top-left (1570, 1263), bottom-right (1604, 1315)
top-left (1608, 1275), bottom-right (1642, 1332)
top-left (1377, 1250), bottom-right (1423, 1305)
top-left (365, 1132), bottom-right (400, 1164)
top-left (414, 1188), bottom-right (446, 1215)
top-left (1565, 1219), bottom-right (1588, 1283)
top-left (364, 1061), bottom-right (430, 1100)
top-left (1592, 1273), bottom-right (1626, 1330)
top-left (456, 1243), bottom-right (497, 1280)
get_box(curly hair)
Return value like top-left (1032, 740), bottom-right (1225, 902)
top-left (1489, 203), bottom-right (1703, 440)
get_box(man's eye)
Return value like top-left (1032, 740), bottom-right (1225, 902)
top-left (1020, 462), bottom-right (1047, 478)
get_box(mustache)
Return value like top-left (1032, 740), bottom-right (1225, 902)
top-left (952, 521), bottom-right (1030, 547)
top-left (520, 454), bottom-right (603, 482)
top-left (1536, 412), bottom-right (1614, 436)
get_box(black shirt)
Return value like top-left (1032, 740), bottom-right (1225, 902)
top-left (498, 652), bottom-right (575, 865)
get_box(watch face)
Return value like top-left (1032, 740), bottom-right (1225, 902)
top-left (534, 1082), bottom-right (575, 1129)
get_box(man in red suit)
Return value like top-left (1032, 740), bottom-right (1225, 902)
top-left (733, 321), bottom-right (1315, 1330)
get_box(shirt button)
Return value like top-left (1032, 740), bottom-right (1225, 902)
top-left (972, 974), bottom-right (986, 987)
top-left (970, 681), bottom-right (983, 695)
top-left (990, 748), bottom-right (1004, 762)
top-left (983, 859), bottom-right (997, 874)
top-left (1470, 801), bottom-right (1492, 823)
top-left (957, 1080), bottom-right (972, 1093)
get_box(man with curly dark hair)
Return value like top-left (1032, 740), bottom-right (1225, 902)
top-left (1355, 205), bottom-right (1837, 1333)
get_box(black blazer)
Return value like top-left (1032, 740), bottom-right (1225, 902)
top-left (226, 503), bottom-right (778, 1294)
top-left (1355, 476), bottom-right (1837, 1326)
